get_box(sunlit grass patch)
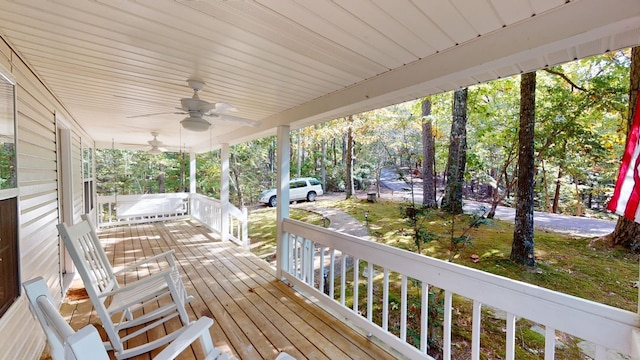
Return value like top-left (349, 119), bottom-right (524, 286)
top-left (248, 207), bottom-right (324, 258)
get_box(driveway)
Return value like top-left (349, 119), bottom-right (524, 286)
top-left (377, 168), bottom-right (616, 238)
top-left (463, 200), bottom-right (616, 238)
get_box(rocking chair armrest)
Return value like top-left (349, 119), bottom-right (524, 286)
top-left (97, 268), bottom-right (174, 300)
top-left (153, 317), bottom-right (220, 360)
top-left (113, 249), bottom-right (177, 276)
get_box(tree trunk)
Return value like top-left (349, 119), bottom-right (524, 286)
top-left (441, 88), bottom-right (468, 214)
top-left (511, 71), bottom-right (537, 266)
top-left (231, 167), bottom-right (244, 206)
top-left (345, 115), bottom-right (355, 199)
top-left (332, 138), bottom-right (337, 166)
top-left (552, 167), bottom-right (562, 213)
top-left (158, 162), bottom-right (165, 193)
top-left (574, 176), bottom-right (582, 216)
top-left (421, 99), bottom-right (437, 207)
top-left (297, 132), bottom-right (302, 178)
top-left (487, 167), bottom-right (496, 199)
top-left (342, 132), bottom-right (347, 166)
top-left (541, 160), bottom-right (551, 212)
top-left (606, 46), bottom-right (640, 250)
top-left (321, 137), bottom-right (326, 191)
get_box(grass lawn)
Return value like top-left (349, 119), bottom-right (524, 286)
top-left (247, 197), bottom-right (638, 358)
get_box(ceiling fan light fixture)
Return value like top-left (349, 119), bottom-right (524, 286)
top-left (148, 147), bottom-right (163, 155)
top-left (181, 116), bottom-right (210, 132)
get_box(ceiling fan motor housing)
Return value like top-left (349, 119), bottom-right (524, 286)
top-left (180, 97), bottom-right (209, 111)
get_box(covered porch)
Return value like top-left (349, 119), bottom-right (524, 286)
top-left (1, 1), bottom-right (639, 359)
top-left (60, 219), bottom-right (397, 360)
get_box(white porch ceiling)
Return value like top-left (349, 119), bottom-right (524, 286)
top-left (1, 0), bottom-right (639, 152)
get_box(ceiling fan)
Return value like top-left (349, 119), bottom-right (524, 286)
top-left (128, 79), bottom-right (261, 132)
top-left (147, 132), bottom-right (167, 154)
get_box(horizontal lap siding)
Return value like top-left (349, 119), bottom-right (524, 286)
top-left (0, 36), bottom-right (93, 360)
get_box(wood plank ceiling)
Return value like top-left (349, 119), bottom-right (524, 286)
top-left (0, 0), bottom-right (639, 152)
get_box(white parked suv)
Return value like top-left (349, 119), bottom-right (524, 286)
top-left (259, 177), bottom-right (324, 207)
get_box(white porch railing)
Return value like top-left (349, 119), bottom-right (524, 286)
top-left (97, 193), bottom-right (248, 247)
top-left (281, 218), bottom-right (639, 360)
top-left (189, 193), bottom-right (249, 247)
top-left (97, 193), bottom-right (190, 226)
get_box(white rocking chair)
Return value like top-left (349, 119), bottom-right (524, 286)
top-left (23, 277), bottom-right (236, 360)
top-left (56, 217), bottom-right (194, 359)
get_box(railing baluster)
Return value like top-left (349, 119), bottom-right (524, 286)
top-left (290, 233), bottom-right (296, 275)
top-left (472, 301), bottom-right (482, 360)
top-left (319, 246), bottom-right (326, 293)
top-left (340, 255), bottom-right (346, 306)
top-left (545, 326), bottom-right (555, 360)
top-left (383, 268), bottom-right (389, 331)
top-left (295, 236), bottom-right (304, 280)
top-left (353, 258), bottom-right (359, 314)
top-left (401, 275), bottom-right (407, 342)
top-left (367, 262), bottom-right (373, 322)
top-left (309, 240), bottom-right (315, 286)
top-left (420, 281), bottom-right (428, 353)
top-left (506, 313), bottom-right (516, 360)
top-left (329, 249), bottom-right (335, 299)
top-left (443, 290), bottom-right (452, 360)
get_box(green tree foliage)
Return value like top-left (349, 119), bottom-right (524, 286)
top-left (536, 51), bottom-right (629, 214)
top-left (95, 149), bottom-right (187, 195)
top-left (465, 78), bottom-right (520, 217)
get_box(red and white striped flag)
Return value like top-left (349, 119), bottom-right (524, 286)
top-left (608, 94), bottom-right (640, 222)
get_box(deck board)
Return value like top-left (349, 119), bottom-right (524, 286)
top-left (59, 220), bottom-right (398, 360)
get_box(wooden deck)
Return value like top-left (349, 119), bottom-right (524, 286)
top-left (59, 220), bottom-right (398, 360)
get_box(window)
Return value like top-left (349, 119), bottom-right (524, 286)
top-left (0, 67), bottom-right (18, 318)
top-left (0, 74), bottom-right (15, 190)
top-left (83, 147), bottom-right (94, 213)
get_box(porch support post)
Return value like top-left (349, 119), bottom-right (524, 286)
top-left (221, 143), bottom-right (230, 242)
top-left (189, 151), bottom-right (196, 193)
top-left (276, 125), bottom-right (290, 279)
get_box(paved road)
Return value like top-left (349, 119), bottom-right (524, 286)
top-left (463, 201), bottom-right (615, 238)
top-left (379, 168), bottom-right (616, 238)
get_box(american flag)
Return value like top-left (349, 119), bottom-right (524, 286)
top-left (607, 94), bottom-right (640, 222)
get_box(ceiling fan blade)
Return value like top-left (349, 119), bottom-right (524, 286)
top-left (209, 113), bottom-right (261, 127)
top-left (200, 102), bottom-right (238, 113)
top-left (127, 111), bottom-right (183, 119)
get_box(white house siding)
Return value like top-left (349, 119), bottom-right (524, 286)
top-left (0, 36), bottom-right (94, 360)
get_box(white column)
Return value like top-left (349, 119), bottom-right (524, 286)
top-left (189, 151), bottom-right (196, 193)
top-left (276, 125), bottom-right (290, 279)
top-left (221, 143), bottom-right (230, 242)
top-left (188, 151), bottom-right (196, 221)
